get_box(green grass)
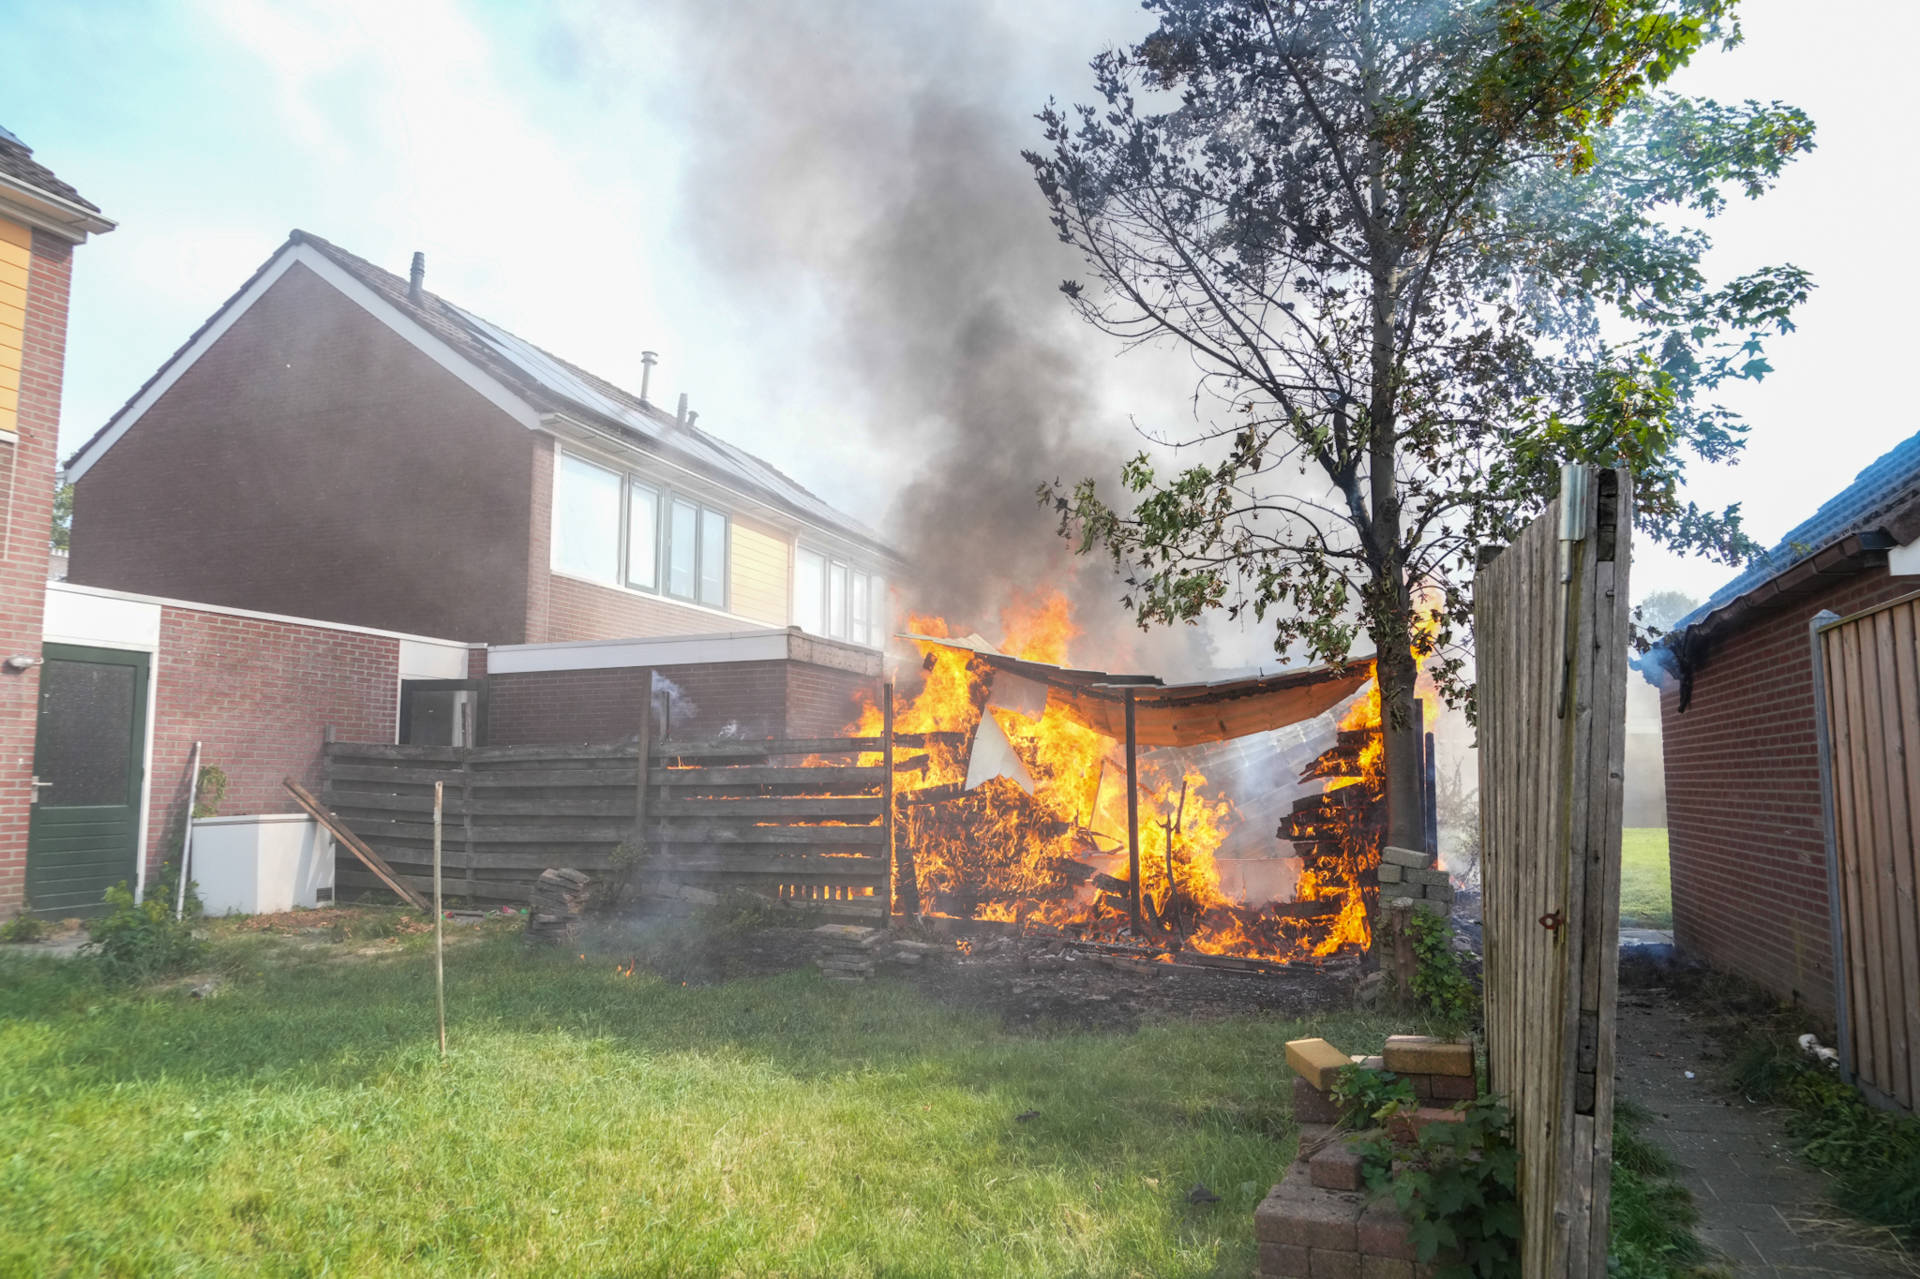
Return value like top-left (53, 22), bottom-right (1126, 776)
top-left (1608, 1100), bottom-right (1726, 1278)
top-left (0, 919), bottom-right (1398, 1278)
top-left (1619, 828), bottom-right (1673, 929)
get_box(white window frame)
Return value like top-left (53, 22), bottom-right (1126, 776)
top-left (551, 447), bottom-right (732, 616)
top-left (794, 544), bottom-right (886, 648)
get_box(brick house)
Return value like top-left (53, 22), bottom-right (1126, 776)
top-left (1650, 430), bottom-right (1920, 1016)
top-left (0, 128), bottom-right (113, 916)
top-left (62, 230), bottom-right (896, 745)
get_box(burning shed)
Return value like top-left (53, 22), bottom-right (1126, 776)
top-left (862, 600), bottom-right (1412, 963)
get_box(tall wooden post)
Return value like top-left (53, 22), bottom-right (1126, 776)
top-left (882, 680), bottom-right (899, 920)
top-left (432, 780), bottom-right (446, 1059)
top-left (1124, 689), bottom-right (1142, 937)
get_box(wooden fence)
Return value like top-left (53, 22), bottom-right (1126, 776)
top-left (322, 736), bottom-right (893, 922)
top-left (1474, 465), bottom-right (1632, 1277)
top-left (1813, 591), bottom-right (1920, 1112)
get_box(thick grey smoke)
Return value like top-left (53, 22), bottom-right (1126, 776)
top-left (560, 0), bottom-right (1217, 673)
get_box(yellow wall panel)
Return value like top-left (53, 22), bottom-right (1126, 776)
top-left (730, 517), bottom-right (790, 626)
top-left (0, 216), bottom-right (25, 436)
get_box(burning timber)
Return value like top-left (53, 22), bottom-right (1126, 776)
top-left (851, 595), bottom-right (1397, 965)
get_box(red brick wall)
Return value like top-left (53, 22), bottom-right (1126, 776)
top-left (0, 231), bottom-right (71, 915)
top-left (142, 604), bottom-right (403, 882)
top-left (542, 573), bottom-right (757, 644)
top-left (787, 662), bottom-right (880, 737)
top-left (68, 262), bottom-right (537, 643)
top-left (1661, 567), bottom-right (1920, 1016)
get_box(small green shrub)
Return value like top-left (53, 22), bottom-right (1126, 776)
top-left (83, 883), bottom-right (204, 982)
top-left (1353, 1095), bottom-right (1521, 1278)
top-left (0, 913), bottom-right (48, 944)
top-left (1731, 1033), bottom-right (1920, 1239)
top-left (1329, 1062), bottom-right (1415, 1127)
top-left (1406, 909), bottom-right (1478, 1034)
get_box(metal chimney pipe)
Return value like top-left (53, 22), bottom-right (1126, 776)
top-left (408, 252), bottom-right (425, 303)
top-left (639, 350), bottom-right (658, 404)
top-left (686, 410), bottom-right (699, 428)
top-left (676, 392), bottom-right (688, 424)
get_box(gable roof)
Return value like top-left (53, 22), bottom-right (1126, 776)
top-left (0, 128), bottom-right (112, 242)
top-left (1667, 428), bottom-right (1920, 640)
top-left (66, 230), bottom-right (889, 554)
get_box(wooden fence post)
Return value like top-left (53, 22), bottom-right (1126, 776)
top-left (882, 680), bottom-right (898, 919)
top-left (1125, 688), bottom-right (1141, 937)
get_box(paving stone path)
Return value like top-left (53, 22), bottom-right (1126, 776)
top-left (1616, 990), bottom-right (1915, 1277)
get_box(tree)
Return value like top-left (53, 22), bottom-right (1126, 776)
top-left (1635, 587), bottom-right (1699, 635)
top-left (50, 481), bottom-right (72, 553)
top-left (1028, 0), bottom-right (1810, 841)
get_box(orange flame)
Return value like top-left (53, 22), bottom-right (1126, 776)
top-left (850, 589), bottom-right (1438, 962)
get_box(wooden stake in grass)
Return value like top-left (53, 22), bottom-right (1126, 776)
top-left (433, 780), bottom-right (446, 1060)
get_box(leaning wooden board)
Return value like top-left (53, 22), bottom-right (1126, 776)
top-left (1474, 466), bottom-right (1631, 1277)
top-left (283, 777), bottom-right (429, 911)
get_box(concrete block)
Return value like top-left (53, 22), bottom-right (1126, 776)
top-left (1357, 1197), bottom-right (1416, 1260)
top-left (1387, 1106), bottom-right (1467, 1145)
top-left (1375, 862), bottom-right (1404, 884)
top-left (1383, 1036), bottom-right (1474, 1077)
top-left (1258, 1240), bottom-right (1311, 1277)
top-left (1380, 846), bottom-right (1429, 869)
top-left (1254, 1174), bottom-right (1365, 1251)
top-left (1309, 1248), bottom-right (1361, 1278)
top-left (1293, 1075), bottom-right (1341, 1125)
top-left (1429, 1072), bottom-right (1478, 1101)
top-left (1350, 1054), bottom-right (1384, 1072)
top-left (1286, 1037), bottom-right (1352, 1091)
top-left (1309, 1141), bottom-right (1366, 1192)
top-left (1359, 1257), bottom-right (1414, 1279)
top-left (1410, 897), bottom-right (1450, 916)
top-left (1406, 867), bottom-right (1450, 888)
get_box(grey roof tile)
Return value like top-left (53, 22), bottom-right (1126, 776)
top-left (0, 130), bottom-right (99, 212)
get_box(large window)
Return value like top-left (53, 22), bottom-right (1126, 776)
top-left (553, 454), bottom-right (622, 583)
top-left (626, 482), bottom-right (659, 591)
top-left (553, 450), bottom-right (729, 611)
top-left (795, 548), bottom-right (826, 635)
top-left (795, 547), bottom-right (887, 647)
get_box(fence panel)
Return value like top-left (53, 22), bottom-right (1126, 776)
top-left (1815, 593), bottom-right (1920, 1112)
top-left (1475, 465), bottom-right (1631, 1277)
top-left (322, 738), bottom-right (890, 920)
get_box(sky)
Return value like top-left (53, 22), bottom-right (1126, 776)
top-left (3, 0), bottom-right (1913, 670)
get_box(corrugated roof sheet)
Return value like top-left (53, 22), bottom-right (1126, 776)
top-left (1669, 428), bottom-right (1920, 636)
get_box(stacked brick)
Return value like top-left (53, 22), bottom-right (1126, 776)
top-left (1376, 845), bottom-right (1454, 915)
top-left (1254, 1035), bottom-right (1478, 1278)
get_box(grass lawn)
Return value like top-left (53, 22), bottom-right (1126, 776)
top-left (1619, 828), bottom-right (1673, 930)
top-left (0, 917), bottom-right (1400, 1278)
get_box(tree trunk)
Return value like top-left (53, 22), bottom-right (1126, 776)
top-left (1377, 634), bottom-right (1425, 850)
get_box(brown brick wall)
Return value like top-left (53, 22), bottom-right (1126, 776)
top-left (486, 660), bottom-right (835, 745)
top-left (0, 230), bottom-right (70, 914)
top-left (542, 573), bottom-right (764, 644)
top-left (1661, 567), bottom-right (1920, 1016)
top-left (142, 604), bottom-right (403, 882)
top-left (68, 261), bottom-right (536, 643)
top-left (787, 661), bottom-right (880, 737)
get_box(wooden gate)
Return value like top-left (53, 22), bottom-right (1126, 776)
top-left (322, 736), bottom-right (891, 921)
top-left (1812, 592), bottom-right (1920, 1112)
top-left (1474, 465), bottom-right (1632, 1276)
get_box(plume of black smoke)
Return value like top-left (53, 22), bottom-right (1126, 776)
top-left (565, 0), bottom-right (1218, 675)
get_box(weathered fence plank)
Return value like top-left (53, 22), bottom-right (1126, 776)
top-left (323, 737), bottom-right (889, 920)
top-left (1814, 590), bottom-right (1920, 1111)
top-left (1476, 466), bottom-right (1631, 1277)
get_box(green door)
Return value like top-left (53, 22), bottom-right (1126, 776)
top-left (25, 644), bottom-right (149, 918)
